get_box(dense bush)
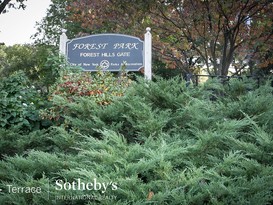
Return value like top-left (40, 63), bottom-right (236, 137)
top-left (41, 68), bottom-right (131, 124)
top-left (0, 72), bottom-right (43, 131)
top-left (0, 44), bottom-right (65, 93)
top-left (1, 76), bottom-right (273, 204)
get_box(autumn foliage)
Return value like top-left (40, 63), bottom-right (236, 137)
top-left (41, 69), bottom-right (131, 123)
top-left (66, 0), bottom-right (273, 75)
top-left (52, 70), bottom-right (130, 103)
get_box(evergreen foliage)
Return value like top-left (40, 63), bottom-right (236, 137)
top-left (1, 76), bottom-right (273, 204)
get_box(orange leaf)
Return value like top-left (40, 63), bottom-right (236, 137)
top-left (147, 190), bottom-right (154, 200)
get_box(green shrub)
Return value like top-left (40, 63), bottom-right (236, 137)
top-left (1, 126), bottom-right (273, 204)
top-left (0, 44), bottom-right (63, 93)
top-left (0, 71), bottom-right (43, 131)
top-left (0, 126), bottom-right (80, 159)
top-left (1, 77), bottom-right (273, 204)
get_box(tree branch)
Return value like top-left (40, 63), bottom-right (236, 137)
top-left (0, 0), bottom-right (11, 14)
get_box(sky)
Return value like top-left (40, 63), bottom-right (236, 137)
top-left (0, 0), bottom-right (51, 46)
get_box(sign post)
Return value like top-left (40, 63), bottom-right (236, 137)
top-left (144, 27), bottom-right (152, 80)
top-left (59, 29), bottom-right (68, 56)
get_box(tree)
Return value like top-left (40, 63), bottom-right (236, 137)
top-left (134, 0), bottom-right (272, 75)
top-left (33, 0), bottom-right (76, 46)
top-left (0, 0), bottom-right (26, 14)
top-left (36, 0), bottom-right (272, 76)
top-left (65, 0), bottom-right (273, 76)
top-left (33, 0), bottom-right (143, 45)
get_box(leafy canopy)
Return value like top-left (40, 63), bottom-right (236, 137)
top-left (62, 0), bottom-right (273, 75)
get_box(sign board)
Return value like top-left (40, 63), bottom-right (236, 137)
top-left (66, 34), bottom-right (144, 71)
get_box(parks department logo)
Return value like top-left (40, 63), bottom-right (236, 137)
top-left (100, 60), bottom-right (110, 70)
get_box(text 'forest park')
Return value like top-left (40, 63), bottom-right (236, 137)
top-left (72, 42), bottom-right (140, 58)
